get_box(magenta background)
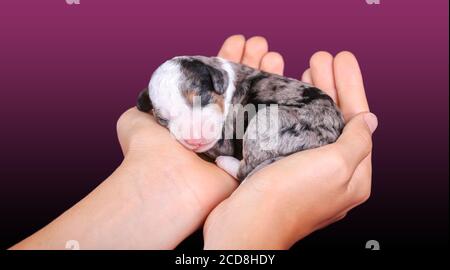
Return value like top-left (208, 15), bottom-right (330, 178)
top-left (0, 0), bottom-right (448, 249)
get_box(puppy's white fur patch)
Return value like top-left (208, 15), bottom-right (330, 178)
top-left (148, 59), bottom-right (188, 122)
top-left (148, 57), bottom-right (236, 153)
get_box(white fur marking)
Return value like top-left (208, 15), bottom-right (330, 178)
top-left (217, 57), bottom-right (236, 118)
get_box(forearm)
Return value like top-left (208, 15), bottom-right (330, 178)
top-left (10, 155), bottom-right (202, 250)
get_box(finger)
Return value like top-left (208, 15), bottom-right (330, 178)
top-left (301, 68), bottom-right (313, 84)
top-left (260, 52), bottom-right (284, 75)
top-left (218, 35), bottom-right (246, 63)
top-left (334, 51), bottom-right (369, 121)
top-left (309, 51), bottom-right (338, 103)
top-left (334, 112), bottom-right (377, 172)
top-left (241, 36), bottom-right (269, 69)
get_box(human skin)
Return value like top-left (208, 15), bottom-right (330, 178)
top-left (10, 35), bottom-right (377, 250)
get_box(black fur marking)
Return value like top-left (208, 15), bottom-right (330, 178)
top-left (280, 78), bottom-right (291, 84)
top-left (299, 120), bottom-right (313, 131)
top-left (280, 119), bottom-right (314, 137)
top-left (233, 139), bottom-right (243, 160)
top-left (137, 87), bottom-right (152, 112)
top-left (236, 74), bottom-right (268, 107)
top-left (236, 73), bottom-right (270, 102)
top-left (200, 92), bottom-right (213, 106)
top-left (317, 124), bottom-right (340, 139)
top-left (302, 87), bottom-right (333, 104)
top-left (216, 128), bottom-right (227, 147)
top-left (248, 74), bottom-right (270, 90)
top-left (217, 138), bottom-right (225, 146)
top-left (180, 59), bottom-right (226, 95)
top-left (280, 124), bottom-right (300, 136)
top-left (293, 101), bottom-right (306, 108)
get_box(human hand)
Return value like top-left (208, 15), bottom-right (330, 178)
top-left (112, 35), bottom-right (288, 248)
top-left (203, 51), bottom-right (378, 249)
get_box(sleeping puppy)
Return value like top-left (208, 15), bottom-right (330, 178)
top-left (137, 56), bottom-right (344, 181)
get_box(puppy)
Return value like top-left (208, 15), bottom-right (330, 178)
top-left (137, 56), bottom-right (344, 181)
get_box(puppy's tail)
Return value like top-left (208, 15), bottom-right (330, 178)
top-left (136, 87), bottom-right (153, 112)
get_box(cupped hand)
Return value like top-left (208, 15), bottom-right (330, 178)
top-left (115, 35), bottom-right (286, 248)
top-left (204, 51), bottom-right (378, 249)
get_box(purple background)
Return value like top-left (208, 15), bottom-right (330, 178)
top-left (0, 0), bottom-right (448, 249)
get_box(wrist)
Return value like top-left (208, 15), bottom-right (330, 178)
top-left (203, 177), bottom-right (313, 250)
top-left (113, 154), bottom-right (207, 249)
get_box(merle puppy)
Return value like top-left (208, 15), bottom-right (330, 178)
top-left (137, 56), bottom-right (344, 181)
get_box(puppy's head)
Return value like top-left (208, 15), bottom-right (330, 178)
top-left (137, 56), bottom-right (234, 152)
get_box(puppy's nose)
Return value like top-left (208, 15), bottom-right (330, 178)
top-left (185, 138), bottom-right (208, 146)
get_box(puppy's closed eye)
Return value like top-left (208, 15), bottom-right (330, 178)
top-left (153, 110), bottom-right (169, 126)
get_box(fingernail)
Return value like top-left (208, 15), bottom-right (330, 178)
top-left (364, 113), bottom-right (378, 134)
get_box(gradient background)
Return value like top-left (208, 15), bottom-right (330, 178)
top-left (0, 0), bottom-right (448, 250)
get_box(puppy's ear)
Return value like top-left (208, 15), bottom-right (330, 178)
top-left (136, 87), bottom-right (153, 112)
top-left (180, 58), bottom-right (228, 94)
top-left (206, 65), bottom-right (228, 95)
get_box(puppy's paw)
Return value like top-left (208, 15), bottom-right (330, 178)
top-left (215, 156), bottom-right (240, 179)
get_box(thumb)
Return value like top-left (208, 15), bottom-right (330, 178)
top-left (334, 112), bottom-right (378, 169)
